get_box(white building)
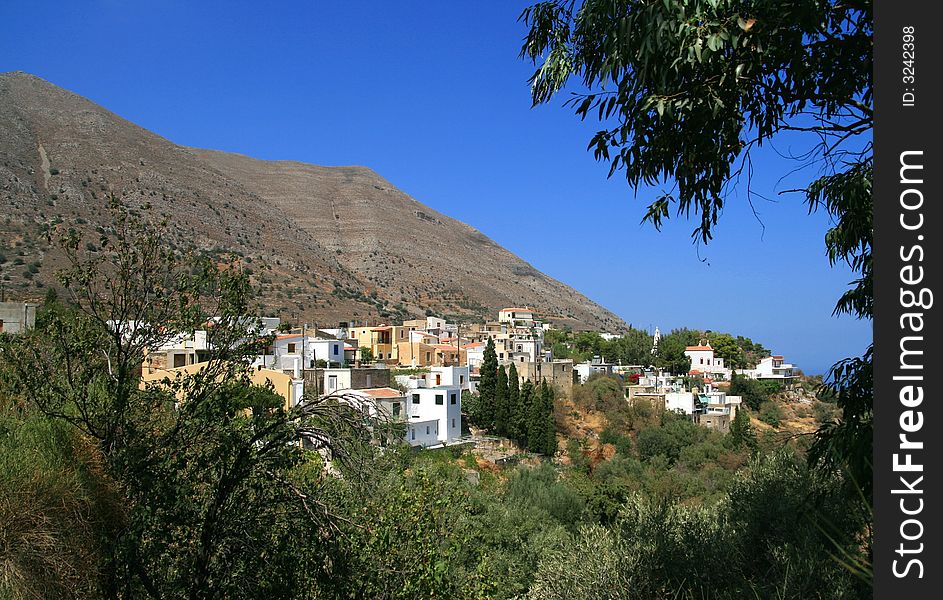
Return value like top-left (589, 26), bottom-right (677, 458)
top-left (498, 308), bottom-right (535, 325)
top-left (663, 386), bottom-right (741, 419)
top-left (260, 334), bottom-right (345, 370)
top-left (405, 386), bottom-right (462, 446)
top-left (152, 330), bottom-right (210, 368)
top-left (664, 390), bottom-right (700, 414)
top-left (739, 355), bottom-right (797, 384)
top-left (463, 341), bottom-right (485, 370)
top-left (334, 384), bottom-right (461, 447)
top-left (684, 344), bottom-right (731, 380)
top-left (395, 366), bottom-right (473, 393)
top-left (574, 357), bottom-right (618, 384)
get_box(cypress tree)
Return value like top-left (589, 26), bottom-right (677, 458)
top-left (477, 337), bottom-right (498, 429)
top-left (506, 363), bottom-right (521, 441)
top-left (494, 365), bottom-right (509, 436)
top-left (729, 406), bottom-right (757, 451)
top-left (520, 379), bottom-right (535, 449)
top-left (527, 379), bottom-right (545, 453)
top-left (541, 380), bottom-right (558, 456)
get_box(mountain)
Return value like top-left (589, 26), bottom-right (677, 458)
top-left (0, 71), bottom-right (627, 332)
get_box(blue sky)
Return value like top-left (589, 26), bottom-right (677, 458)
top-left (0, 0), bottom-right (871, 375)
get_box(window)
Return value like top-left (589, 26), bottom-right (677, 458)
top-left (426, 426), bottom-right (430, 435)
top-left (328, 375), bottom-right (337, 391)
top-left (411, 429), bottom-right (415, 440)
top-left (378, 352), bottom-right (384, 359)
top-left (426, 352), bottom-right (431, 362)
top-left (288, 343), bottom-right (297, 353)
top-left (412, 394), bottom-right (420, 405)
top-left (435, 394), bottom-right (444, 405)
top-left (392, 403), bottom-right (401, 417)
top-left (435, 374), bottom-right (442, 385)
top-left (366, 374), bottom-right (372, 387)
top-left (520, 357), bottom-right (525, 362)
top-left (450, 393), bottom-right (456, 405)
top-left (333, 344), bottom-right (339, 354)
top-left (452, 418), bottom-right (456, 428)
top-left (173, 354), bottom-right (186, 368)
top-left (460, 375), bottom-right (465, 384)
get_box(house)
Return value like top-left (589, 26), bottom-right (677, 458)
top-left (403, 386), bottom-right (463, 446)
top-left (395, 366), bottom-right (473, 392)
top-left (738, 355), bottom-right (797, 385)
top-left (146, 330), bottom-right (211, 369)
top-left (574, 356), bottom-right (618, 384)
top-left (662, 386), bottom-right (742, 433)
top-left (345, 385), bottom-right (463, 447)
top-left (0, 301), bottom-right (38, 334)
top-left (304, 367), bottom-right (390, 395)
top-left (141, 363), bottom-right (305, 411)
top-left (259, 333), bottom-right (345, 370)
top-left (396, 341), bottom-right (466, 367)
top-left (498, 308), bottom-right (536, 326)
top-left (684, 344), bottom-right (731, 380)
top-left (463, 341), bottom-right (485, 370)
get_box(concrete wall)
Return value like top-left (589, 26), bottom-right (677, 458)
top-left (0, 302), bottom-right (37, 334)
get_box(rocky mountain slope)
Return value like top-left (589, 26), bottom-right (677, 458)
top-left (0, 71), bottom-right (626, 331)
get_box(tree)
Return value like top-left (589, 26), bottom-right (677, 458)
top-left (729, 373), bottom-right (768, 411)
top-left (494, 365), bottom-right (510, 436)
top-left (573, 331), bottom-right (603, 358)
top-left (506, 363), bottom-right (523, 440)
top-left (706, 332), bottom-right (746, 369)
top-left (527, 380), bottom-right (546, 454)
top-left (0, 202), bottom-right (379, 598)
top-left (541, 381), bottom-right (558, 456)
top-left (519, 379), bottom-right (536, 448)
top-left (728, 406), bottom-right (757, 451)
top-left (360, 346), bottom-right (374, 364)
top-left (520, 0), bottom-right (872, 504)
top-left (653, 332), bottom-right (690, 376)
top-left (476, 338), bottom-right (499, 430)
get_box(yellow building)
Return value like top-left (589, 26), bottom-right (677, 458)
top-left (141, 362), bottom-right (304, 411)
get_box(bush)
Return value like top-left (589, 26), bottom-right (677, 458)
top-left (0, 414), bottom-right (119, 599)
top-left (813, 400), bottom-right (838, 424)
top-left (759, 400), bottom-right (783, 427)
top-left (598, 428), bottom-right (632, 456)
top-left (729, 374), bottom-right (768, 411)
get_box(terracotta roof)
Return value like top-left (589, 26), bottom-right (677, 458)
top-left (360, 387), bottom-right (406, 399)
top-left (771, 355), bottom-right (784, 359)
top-left (433, 345), bottom-right (460, 351)
top-left (501, 307), bottom-right (533, 312)
top-left (689, 369), bottom-right (703, 375)
top-left (276, 334), bottom-right (303, 340)
top-left (370, 326), bottom-right (392, 331)
top-left (685, 345), bottom-right (713, 351)
top-left (463, 342), bottom-right (484, 349)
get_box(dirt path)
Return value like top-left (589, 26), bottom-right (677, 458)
top-left (37, 142), bottom-right (50, 192)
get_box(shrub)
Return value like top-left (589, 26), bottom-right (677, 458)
top-left (598, 428), bottom-right (633, 456)
top-left (759, 400), bottom-right (783, 427)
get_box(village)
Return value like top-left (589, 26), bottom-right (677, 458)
top-left (0, 301), bottom-right (797, 451)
